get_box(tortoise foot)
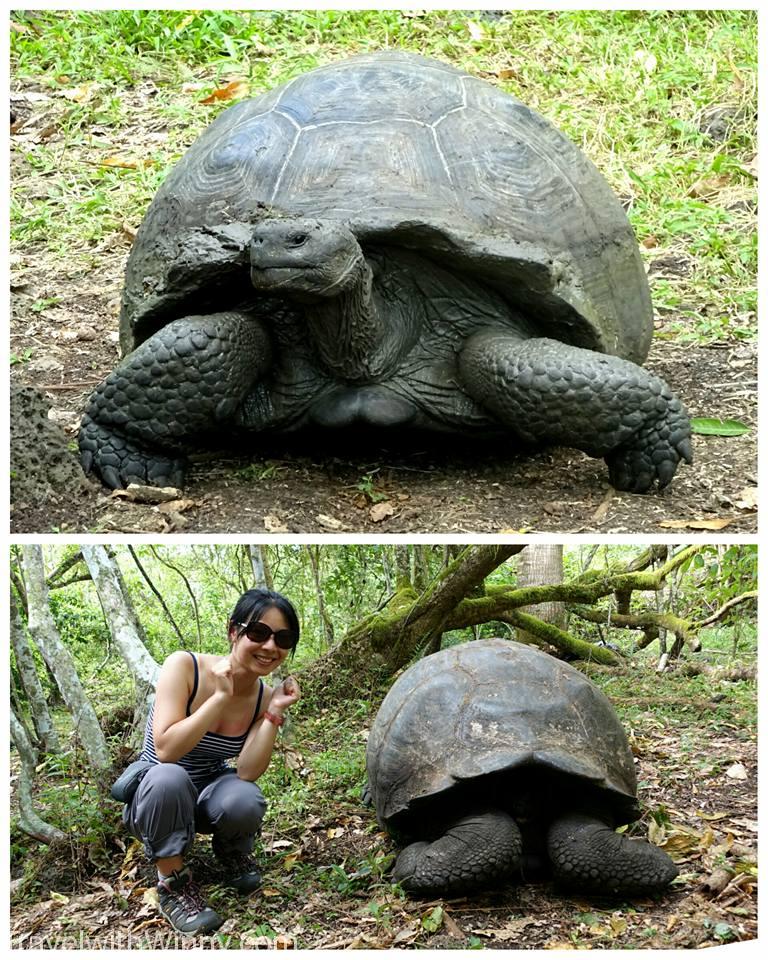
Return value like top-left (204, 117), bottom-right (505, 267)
top-left (548, 814), bottom-right (678, 896)
top-left (393, 809), bottom-right (522, 896)
top-left (605, 398), bottom-right (693, 493)
top-left (79, 415), bottom-right (187, 490)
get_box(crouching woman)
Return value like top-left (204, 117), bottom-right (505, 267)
top-left (123, 588), bottom-right (301, 935)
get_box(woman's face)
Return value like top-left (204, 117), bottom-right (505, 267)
top-left (230, 605), bottom-right (292, 676)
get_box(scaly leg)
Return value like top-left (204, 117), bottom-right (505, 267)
top-left (79, 311), bottom-right (272, 489)
top-left (459, 331), bottom-right (692, 493)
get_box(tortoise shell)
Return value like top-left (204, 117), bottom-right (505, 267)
top-left (121, 51), bottom-right (652, 363)
top-left (366, 638), bottom-right (639, 831)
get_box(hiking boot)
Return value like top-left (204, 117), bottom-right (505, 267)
top-left (157, 867), bottom-right (223, 935)
top-left (212, 842), bottom-right (263, 894)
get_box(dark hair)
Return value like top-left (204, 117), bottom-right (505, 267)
top-left (228, 588), bottom-right (300, 654)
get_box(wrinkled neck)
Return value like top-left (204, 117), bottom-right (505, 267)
top-left (307, 260), bottom-right (397, 382)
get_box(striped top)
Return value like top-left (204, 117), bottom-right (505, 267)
top-left (140, 651), bottom-right (264, 786)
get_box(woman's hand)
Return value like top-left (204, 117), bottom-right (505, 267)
top-left (211, 656), bottom-right (235, 698)
top-left (270, 675), bottom-right (301, 713)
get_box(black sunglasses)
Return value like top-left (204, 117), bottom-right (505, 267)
top-left (237, 620), bottom-right (296, 650)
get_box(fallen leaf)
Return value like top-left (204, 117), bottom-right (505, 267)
top-left (473, 918), bottom-right (539, 940)
top-left (698, 811), bottom-right (729, 821)
top-left (316, 514), bottom-right (345, 530)
top-left (725, 762), bottom-right (748, 780)
top-left (264, 514), bottom-right (288, 533)
top-left (421, 905), bottom-right (443, 933)
top-left (160, 510), bottom-right (189, 531)
top-left (442, 911), bottom-right (464, 939)
top-left (687, 174), bottom-right (731, 198)
top-left (121, 222), bottom-right (138, 242)
top-left (659, 518), bottom-right (734, 530)
top-left (241, 934), bottom-right (274, 948)
top-left (690, 417), bottom-right (749, 436)
top-left (33, 123), bottom-right (58, 142)
top-left (326, 826), bottom-right (345, 839)
top-left (261, 887), bottom-right (282, 897)
top-left (661, 831), bottom-right (702, 857)
top-left (266, 839), bottom-right (294, 851)
top-left (112, 484), bottom-right (182, 504)
top-left (141, 887), bottom-right (159, 906)
top-left (734, 487), bottom-right (757, 511)
top-left (49, 891), bottom-right (70, 904)
top-left (610, 916), bottom-right (628, 936)
top-left (370, 500), bottom-right (395, 522)
top-left (200, 80), bottom-right (249, 104)
top-left (274, 935), bottom-right (294, 949)
top-left (641, 235), bottom-right (660, 249)
top-left (60, 82), bottom-right (95, 102)
top-left (101, 155), bottom-right (153, 170)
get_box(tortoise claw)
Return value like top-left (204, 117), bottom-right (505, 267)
top-left (606, 400), bottom-right (692, 493)
top-left (79, 415), bottom-right (187, 490)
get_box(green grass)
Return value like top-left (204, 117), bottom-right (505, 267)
top-left (11, 9), bottom-right (756, 343)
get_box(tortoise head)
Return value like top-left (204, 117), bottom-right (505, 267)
top-left (249, 217), bottom-right (365, 301)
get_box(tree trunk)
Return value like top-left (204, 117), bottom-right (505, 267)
top-left (394, 544), bottom-right (410, 589)
top-left (82, 546), bottom-right (160, 750)
top-left (11, 709), bottom-right (67, 843)
top-left (20, 546), bottom-right (111, 773)
top-left (248, 545), bottom-right (273, 588)
top-left (10, 588), bottom-right (61, 754)
top-left (81, 546), bottom-right (160, 688)
top-left (305, 546), bottom-right (334, 649)
top-left (516, 545), bottom-right (566, 644)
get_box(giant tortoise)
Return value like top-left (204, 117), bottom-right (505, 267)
top-left (79, 51), bottom-right (691, 493)
top-left (366, 638), bottom-right (678, 896)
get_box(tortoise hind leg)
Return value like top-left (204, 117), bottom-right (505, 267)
top-left (393, 809), bottom-right (522, 895)
top-left (548, 813), bottom-right (678, 896)
top-left (458, 330), bottom-right (692, 493)
top-left (79, 311), bottom-right (272, 489)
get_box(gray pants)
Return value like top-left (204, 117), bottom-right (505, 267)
top-left (123, 763), bottom-right (267, 861)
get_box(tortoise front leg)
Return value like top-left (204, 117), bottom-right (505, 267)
top-left (393, 809), bottom-right (522, 895)
top-left (79, 311), bottom-right (272, 489)
top-left (548, 813), bottom-right (678, 896)
top-left (459, 331), bottom-right (692, 493)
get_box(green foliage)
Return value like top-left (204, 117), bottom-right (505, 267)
top-left (691, 418), bottom-right (750, 437)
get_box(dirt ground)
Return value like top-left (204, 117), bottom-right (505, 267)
top-left (10, 78), bottom-right (757, 535)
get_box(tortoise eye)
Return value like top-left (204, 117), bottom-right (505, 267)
top-left (288, 233), bottom-right (308, 248)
